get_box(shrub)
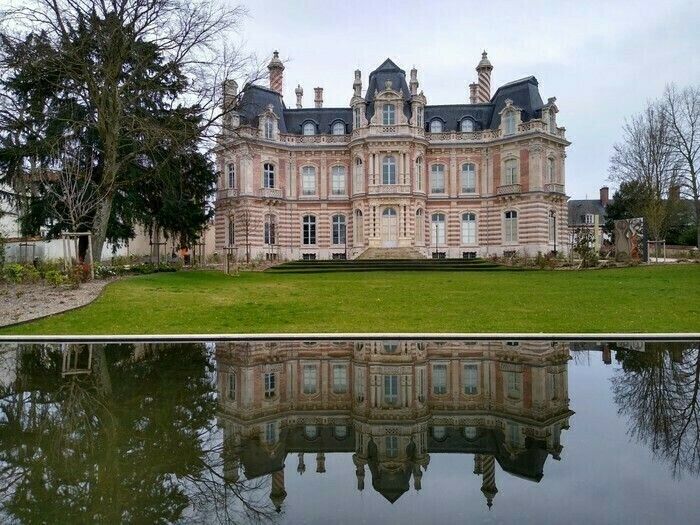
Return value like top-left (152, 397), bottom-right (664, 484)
top-left (70, 263), bottom-right (92, 283)
top-left (3, 263), bottom-right (26, 283)
top-left (44, 269), bottom-right (66, 286)
top-left (95, 264), bottom-right (118, 278)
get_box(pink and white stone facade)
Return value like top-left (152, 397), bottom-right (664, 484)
top-left (215, 52), bottom-right (570, 260)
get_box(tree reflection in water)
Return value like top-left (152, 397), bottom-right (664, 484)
top-left (0, 343), bottom-right (278, 524)
top-left (612, 341), bottom-right (700, 478)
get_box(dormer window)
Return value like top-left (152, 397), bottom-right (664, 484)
top-left (332, 121), bottom-right (346, 135)
top-left (303, 121), bottom-right (316, 135)
top-left (430, 119), bottom-right (443, 133)
top-left (383, 103), bottom-right (396, 126)
top-left (460, 118), bottom-right (475, 132)
top-left (504, 112), bottom-right (516, 135)
top-left (264, 118), bottom-right (274, 139)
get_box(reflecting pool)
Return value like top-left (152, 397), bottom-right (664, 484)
top-left (0, 339), bottom-right (699, 523)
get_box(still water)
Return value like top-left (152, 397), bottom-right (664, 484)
top-left (0, 339), bottom-right (699, 524)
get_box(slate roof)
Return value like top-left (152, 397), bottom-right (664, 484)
top-left (568, 199), bottom-right (607, 227)
top-left (235, 59), bottom-right (548, 135)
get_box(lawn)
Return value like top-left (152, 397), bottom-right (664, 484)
top-left (2, 265), bottom-right (699, 334)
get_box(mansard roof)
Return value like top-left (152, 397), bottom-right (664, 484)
top-left (488, 76), bottom-right (544, 128)
top-left (237, 84), bottom-right (288, 132)
top-left (283, 107), bottom-right (353, 135)
top-left (364, 57), bottom-right (412, 121)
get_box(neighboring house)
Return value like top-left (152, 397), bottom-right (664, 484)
top-left (0, 184), bottom-right (21, 240)
top-left (215, 51), bottom-right (570, 260)
top-left (567, 186), bottom-right (610, 248)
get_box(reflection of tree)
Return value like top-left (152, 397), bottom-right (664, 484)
top-left (612, 342), bottom-right (700, 477)
top-left (0, 343), bottom-right (277, 523)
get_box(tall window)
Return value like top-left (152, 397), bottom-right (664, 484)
top-left (354, 209), bottom-right (363, 244)
top-left (431, 213), bottom-right (446, 245)
top-left (415, 209), bottom-right (424, 243)
top-left (303, 365), bottom-right (317, 395)
top-left (460, 118), bottom-right (474, 132)
top-left (332, 364), bottom-right (348, 394)
top-left (264, 372), bottom-right (276, 399)
top-left (430, 164), bottom-right (445, 193)
top-left (303, 215), bottom-right (316, 245)
top-left (353, 157), bottom-right (363, 192)
top-left (463, 364), bottom-right (478, 395)
top-left (382, 156), bottom-right (396, 184)
top-left (430, 119), bottom-right (443, 133)
top-left (417, 106), bottom-right (424, 127)
top-left (331, 166), bottom-right (346, 195)
top-left (303, 121), bottom-right (315, 135)
top-left (227, 163), bottom-right (235, 188)
top-left (384, 375), bottom-right (399, 405)
top-left (263, 163), bottom-right (275, 188)
top-left (386, 436), bottom-right (399, 458)
top-left (354, 108), bottom-right (361, 129)
top-left (332, 121), bottom-right (345, 135)
top-left (432, 364), bottom-right (447, 395)
top-left (504, 112), bottom-right (516, 135)
top-left (266, 422), bottom-right (277, 444)
top-left (461, 163), bottom-right (476, 193)
top-left (549, 110), bottom-right (556, 133)
top-left (415, 157), bottom-right (423, 190)
top-left (504, 210), bottom-right (518, 243)
top-left (504, 158), bottom-right (518, 185)
top-left (302, 166), bottom-right (316, 195)
top-left (506, 371), bottom-right (522, 400)
top-left (547, 157), bottom-right (556, 183)
top-left (264, 214), bottom-right (276, 245)
top-left (227, 372), bottom-right (236, 400)
top-left (332, 215), bottom-right (346, 245)
top-left (461, 213), bottom-right (476, 244)
top-left (227, 217), bottom-right (235, 246)
top-left (383, 103), bottom-right (396, 125)
top-left (264, 118), bottom-right (274, 139)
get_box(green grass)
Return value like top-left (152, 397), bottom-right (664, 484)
top-left (2, 265), bottom-right (699, 334)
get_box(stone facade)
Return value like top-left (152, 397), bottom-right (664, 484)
top-left (215, 53), bottom-right (570, 260)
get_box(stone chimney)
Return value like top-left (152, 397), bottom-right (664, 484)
top-left (669, 184), bottom-right (681, 201)
top-left (314, 87), bottom-right (323, 108)
top-left (469, 82), bottom-right (478, 104)
top-left (267, 50), bottom-right (284, 95)
top-left (600, 186), bottom-right (610, 207)
top-left (476, 51), bottom-right (493, 103)
top-left (295, 84), bottom-right (303, 108)
top-left (353, 70), bottom-right (362, 97)
top-left (409, 67), bottom-right (419, 96)
top-left (222, 79), bottom-right (238, 110)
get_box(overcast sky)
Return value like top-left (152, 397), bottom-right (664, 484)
top-left (234, 0), bottom-right (699, 199)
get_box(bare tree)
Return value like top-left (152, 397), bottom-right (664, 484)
top-left (664, 84), bottom-right (700, 247)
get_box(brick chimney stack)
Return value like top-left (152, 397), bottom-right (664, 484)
top-left (267, 51), bottom-right (284, 95)
top-left (469, 82), bottom-right (478, 104)
top-left (295, 84), bottom-right (303, 108)
top-left (314, 87), bottom-right (323, 108)
top-left (669, 184), bottom-right (681, 200)
top-left (600, 186), bottom-right (610, 206)
top-left (475, 51), bottom-right (493, 103)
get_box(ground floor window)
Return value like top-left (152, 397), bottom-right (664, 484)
top-left (303, 215), bottom-right (316, 245)
top-left (302, 253), bottom-right (317, 260)
top-left (461, 212), bottom-right (476, 244)
top-left (431, 213), bottom-right (446, 245)
top-left (332, 253), bottom-right (347, 260)
top-left (432, 252), bottom-right (446, 259)
top-left (462, 251), bottom-right (477, 259)
top-left (332, 364), bottom-right (348, 394)
top-left (265, 253), bottom-right (278, 261)
top-left (264, 372), bottom-right (276, 399)
top-left (332, 214), bottom-right (346, 245)
top-left (432, 364), bottom-right (447, 395)
top-left (227, 217), bottom-right (235, 246)
top-left (504, 210), bottom-right (518, 242)
top-left (384, 375), bottom-right (399, 405)
top-left (264, 214), bottom-right (276, 245)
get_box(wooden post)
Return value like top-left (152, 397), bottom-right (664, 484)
top-left (87, 233), bottom-right (95, 279)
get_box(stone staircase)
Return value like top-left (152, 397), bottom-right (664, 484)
top-left (356, 247), bottom-right (426, 260)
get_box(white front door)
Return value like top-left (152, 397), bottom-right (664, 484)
top-left (382, 207), bottom-right (398, 248)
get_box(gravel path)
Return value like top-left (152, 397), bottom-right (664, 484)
top-left (0, 279), bottom-right (115, 327)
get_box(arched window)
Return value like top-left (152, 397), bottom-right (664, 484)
top-left (263, 163), bottom-right (275, 188)
top-left (332, 121), bottom-right (345, 135)
top-left (415, 156), bottom-right (423, 190)
top-left (460, 118), bottom-right (475, 132)
top-left (431, 213), bottom-right (446, 245)
top-left (302, 121), bottom-right (316, 135)
top-left (547, 157), bottom-right (556, 183)
top-left (227, 163), bottom-right (235, 188)
top-left (354, 209), bottom-right (363, 244)
top-left (461, 163), bottom-right (476, 193)
top-left (504, 210), bottom-right (518, 243)
top-left (504, 112), bottom-right (516, 135)
top-left (264, 214), bottom-right (276, 245)
top-left (302, 166), bottom-right (316, 195)
top-left (430, 119), bottom-right (443, 133)
top-left (332, 214), bottom-right (346, 245)
top-left (302, 215), bottom-right (316, 245)
top-left (383, 103), bottom-right (396, 125)
top-left (461, 212), bottom-right (476, 244)
top-left (382, 156), bottom-right (396, 185)
top-left (430, 164), bottom-right (445, 193)
top-left (353, 157), bottom-right (363, 192)
top-left (331, 166), bottom-right (346, 195)
top-left (264, 118), bottom-right (274, 139)
top-left (227, 216), bottom-right (235, 246)
top-left (415, 209), bottom-right (424, 243)
top-left (504, 158), bottom-right (518, 185)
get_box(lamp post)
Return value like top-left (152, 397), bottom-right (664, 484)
top-left (550, 210), bottom-right (557, 255)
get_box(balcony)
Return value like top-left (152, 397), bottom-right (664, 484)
top-left (217, 188), bottom-right (239, 200)
top-left (258, 187), bottom-right (284, 199)
top-left (544, 183), bottom-right (565, 194)
top-left (497, 183), bottom-right (522, 195)
top-left (368, 183), bottom-right (411, 195)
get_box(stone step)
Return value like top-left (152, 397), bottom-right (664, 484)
top-left (356, 247), bottom-right (426, 260)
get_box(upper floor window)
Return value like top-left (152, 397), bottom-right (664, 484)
top-left (264, 118), bottom-right (274, 139)
top-left (331, 166), bottom-right (346, 195)
top-left (382, 156), bottom-right (397, 185)
top-left (415, 156), bottom-right (423, 190)
top-left (461, 163), bottom-right (476, 193)
top-left (302, 215), bottom-right (316, 245)
top-left (461, 212), bottom-right (476, 244)
top-left (303, 121), bottom-right (316, 135)
top-left (432, 363), bottom-right (447, 395)
top-left (302, 166), bottom-right (316, 195)
top-left (383, 103), bottom-right (396, 126)
top-left (263, 163), bottom-right (275, 188)
top-left (332, 214), bottom-right (346, 245)
top-left (354, 108), bottom-right (361, 129)
top-left (504, 210), bottom-right (518, 243)
top-left (584, 213), bottom-right (594, 225)
top-left (547, 157), bottom-right (556, 183)
top-left (506, 371), bottom-right (522, 400)
top-left (332, 364), bottom-right (348, 394)
top-left (463, 364), bottom-right (478, 395)
top-left (384, 375), bottom-right (399, 405)
top-left (332, 121), bottom-right (345, 135)
top-left (227, 163), bottom-right (235, 188)
top-left (460, 118), bottom-right (475, 132)
top-left (386, 435), bottom-right (399, 458)
top-left (264, 372), bottom-right (276, 399)
top-left (504, 112), bottom-right (516, 135)
top-left (430, 119), bottom-right (443, 133)
top-left (303, 365), bottom-right (318, 395)
top-left (430, 164), bottom-right (445, 193)
top-left (265, 422), bottom-right (277, 444)
top-left (504, 158), bottom-right (518, 185)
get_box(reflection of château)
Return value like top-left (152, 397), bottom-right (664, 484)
top-left (216, 340), bottom-right (572, 509)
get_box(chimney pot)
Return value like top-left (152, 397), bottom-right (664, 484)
top-left (469, 82), bottom-right (478, 104)
top-left (314, 87), bottom-right (323, 108)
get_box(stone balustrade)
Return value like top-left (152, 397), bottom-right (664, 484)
top-left (216, 188), bottom-right (240, 200)
top-left (544, 183), bottom-right (565, 194)
top-left (368, 184), bottom-right (412, 195)
top-left (259, 187), bottom-right (284, 199)
top-left (497, 183), bottom-right (522, 195)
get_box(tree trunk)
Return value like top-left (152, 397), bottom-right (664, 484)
top-left (91, 196), bottom-right (113, 263)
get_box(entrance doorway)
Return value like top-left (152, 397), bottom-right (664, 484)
top-left (382, 207), bottom-right (398, 248)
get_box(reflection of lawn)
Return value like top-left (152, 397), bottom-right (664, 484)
top-left (3, 265), bottom-right (699, 334)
